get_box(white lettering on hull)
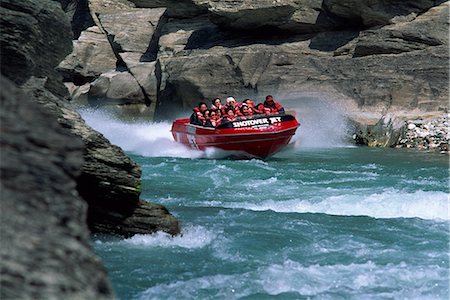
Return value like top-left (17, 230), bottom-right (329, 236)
top-left (232, 117), bottom-right (282, 128)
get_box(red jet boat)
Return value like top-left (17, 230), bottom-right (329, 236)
top-left (171, 113), bottom-right (300, 159)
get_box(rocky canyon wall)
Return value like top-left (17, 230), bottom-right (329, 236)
top-left (60, 0), bottom-right (448, 122)
top-left (1, 0), bottom-right (179, 298)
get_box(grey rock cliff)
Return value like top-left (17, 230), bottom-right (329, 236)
top-left (21, 77), bottom-right (180, 236)
top-left (1, 0), bottom-right (179, 236)
top-left (0, 76), bottom-right (113, 299)
top-left (0, 0), bottom-right (73, 96)
top-left (61, 0), bottom-right (448, 127)
top-left (1, 1), bottom-right (180, 296)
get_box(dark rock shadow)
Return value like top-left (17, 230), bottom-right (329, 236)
top-left (185, 25), bottom-right (313, 49)
top-left (309, 30), bottom-right (360, 51)
top-left (140, 13), bottom-right (168, 62)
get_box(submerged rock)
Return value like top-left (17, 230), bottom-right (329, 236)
top-left (353, 115), bottom-right (405, 148)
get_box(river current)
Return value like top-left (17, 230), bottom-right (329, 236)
top-left (81, 109), bottom-right (449, 299)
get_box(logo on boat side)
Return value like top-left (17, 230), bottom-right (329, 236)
top-left (232, 117), bottom-right (282, 128)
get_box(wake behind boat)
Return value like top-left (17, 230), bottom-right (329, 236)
top-left (171, 113), bottom-right (300, 159)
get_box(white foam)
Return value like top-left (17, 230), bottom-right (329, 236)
top-left (79, 109), bottom-right (204, 158)
top-left (123, 225), bottom-right (215, 249)
top-left (138, 273), bottom-right (252, 300)
top-left (259, 260), bottom-right (447, 298)
top-left (224, 189), bottom-right (450, 220)
top-left (136, 260), bottom-right (447, 299)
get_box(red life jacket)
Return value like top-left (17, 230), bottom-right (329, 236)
top-left (225, 115), bottom-right (237, 122)
top-left (264, 101), bottom-right (284, 114)
top-left (193, 107), bottom-right (206, 122)
top-left (210, 117), bottom-right (221, 127)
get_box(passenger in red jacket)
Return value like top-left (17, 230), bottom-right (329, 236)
top-left (254, 103), bottom-right (271, 115)
top-left (211, 98), bottom-right (223, 111)
top-left (209, 110), bottom-right (221, 127)
top-left (264, 95), bottom-right (285, 114)
top-left (223, 108), bottom-right (238, 123)
top-left (243, 99), bottom-right (256, 114)
top-left (240, 103), bottom-right (253, 119)
top-left (190, 102), bottom-right (208, 125)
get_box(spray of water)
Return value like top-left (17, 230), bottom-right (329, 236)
top-left (280, 94), bottom-right (353, 148)
top-left (79, 109), bottom-right (202, 158)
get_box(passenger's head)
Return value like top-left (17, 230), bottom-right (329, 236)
top-left (243, 99), bottom-right (254, 107)
top-left (212, 98), bottom-right (221, 107)
top-left (210, 110), bottom-right (218, 119)
top-left (198, 102), bottom-right (208, 112)
top-left (265, 95), bottom-right (274, 105)
top-left (226, 108), bottom-right (235, 116)
top-left (226, 97), bottom-right (236, 106)
top-left (241, 104), bottom-right (250, 115)
top-left (203, 109), bottom-right (210, 117)
top-left (256, 103), bottom-right (264, 111)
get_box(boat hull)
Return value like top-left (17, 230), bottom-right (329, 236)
top-left (171, 114), bottom-right (300, 159)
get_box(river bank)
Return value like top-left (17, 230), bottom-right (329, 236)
top-left (398, 114), bottom-right (449, 154)
top-left (353, 112), bottom-right (449, 155)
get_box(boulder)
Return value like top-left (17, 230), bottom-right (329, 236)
top-left (58, 26), bottom-right (118, 84)
top-left (120, 52), bottom-right (158, 107)
top-left (97, 8), bottom-right (166, 56)
top-left (323, 0), bottom-right (438, 28)
top-left (0, 76), bottom-right (113, 299)
top-left (353, 114), bottom-right (405, 147)
top-left (198, 0), bottom-right (334, 33)
top-left (65, 81), bottom-right (91, 105)
top-left (89, 70), bottom-right (145, 103)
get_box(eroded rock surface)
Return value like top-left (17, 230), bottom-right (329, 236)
top-left (61, 0), bottom-right (448, 125)
top-left (0, 0), bottom-right (72, 96)
top-left (21, 77), bottom-right (180, 236)
top-left (0, 76), bottom-right (113, 299)
top-left (1, 7), bottom-right (180, 299)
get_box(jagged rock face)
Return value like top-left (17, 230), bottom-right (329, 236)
top-left (0, 76), bottom-right (113, 299)
top-left (62, 0), bottom-right (448, 124)
top-left (59, 1), bottom-right (167, 119)
top-left (195, 0), bottom-right (334, 33)
top-left (1, 0), bottom-right (180, 235)
top-left (58, 26), bottom-right (118, 83)
top-left (129, 0), bottom-right (207, 17)
top-left (22, 77), bottom-right (180, 236)
top-left (155, 1), bottom-right (449, 119)
top-left (323, 0), bottom-right (441, 27)
top-left (0, 0), bottom-right (73, 96)
top-left (190, 0), bottom-right (441, 33)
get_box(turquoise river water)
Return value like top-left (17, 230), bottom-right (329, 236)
top-left (81, 110), bottom-right (449, 300)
